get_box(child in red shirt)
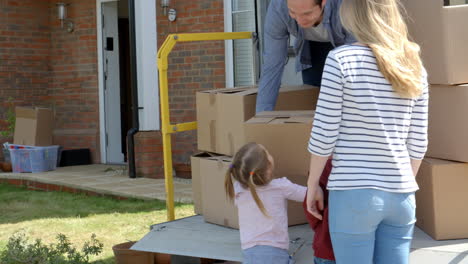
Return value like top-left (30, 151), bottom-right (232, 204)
top-left (303, 159), bottom-right (335, 264)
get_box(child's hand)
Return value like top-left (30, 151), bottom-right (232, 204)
top-left (306, 184), bottom-right (324, 220)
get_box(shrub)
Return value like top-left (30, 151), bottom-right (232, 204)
top-left (0, 231), bottom-right (104, 264)
top-left (0, 98), bottom-right (15, 138)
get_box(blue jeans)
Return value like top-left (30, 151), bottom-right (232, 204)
top-left (301, 41), bottom-right (334, 87)
top-left (314, 257), bottom-right (335, 264)
top-left (242, 245), bottom-right (294, 264)
top-left (329, 189), bottom-right (416, 264)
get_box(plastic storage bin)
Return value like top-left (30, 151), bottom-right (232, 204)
top-left (9, 145), bottom-right (59, 173)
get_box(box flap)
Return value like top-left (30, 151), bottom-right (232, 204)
top-left (284, 116), bottom-right (314, 124)
top-left (15, 107), bottom-right (36, 119)
top-left (245, 117), bottom-right (275, 124)
top-left (256, 110), bottom-right (314, 118)
top-left (206, 156), bottom-right (232, 163)
top-left (198, 86), bottom-right (257, 95)
top-left (217, 87), bottom-right (258, 96)
top-left (192, 152), bottom-right (223, 158)
top-left (247, 111), bottom-right (314, 124)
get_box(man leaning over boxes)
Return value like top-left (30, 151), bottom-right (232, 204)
top-left (255, 0), bottom-right (355, 113)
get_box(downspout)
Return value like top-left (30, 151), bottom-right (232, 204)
top-left (127, 0), bottom-right (139, 178)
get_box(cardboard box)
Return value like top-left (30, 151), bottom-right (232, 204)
top-left (190, 152), bottom-right (224, 215)
top-left (426, 84), bottom-right (468, 162)
top-left (402, 1), bottom-right (468, 84)
top-left (415, 158), bottom-right (468, 240)
top-left (245, 111), bottom-right (314, 177)
top-left (14, 107), bottom-right (54, 146)
top-left (200, 155), bottom-right (308, 229)
top-left (200, 156), bottom-right (239, 228)
top-left (196, 85), bottom-right (319, 156)
top-left (245, 111), bottom-right (314, 226)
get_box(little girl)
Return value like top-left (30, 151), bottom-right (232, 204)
top-left (225, 142), bottom-right (306, 264)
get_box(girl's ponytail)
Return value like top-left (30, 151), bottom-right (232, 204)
top-left (248, 171), bottom-right (270, 217)
top-left (224, 166), bottom-right (235, 202)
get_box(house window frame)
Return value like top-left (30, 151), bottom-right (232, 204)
top-left (224, 0), bottom-right (261, 88)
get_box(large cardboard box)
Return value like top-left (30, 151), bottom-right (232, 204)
top-left (200, 155), bottom-right (308, 229)
top-left (200, 156), bottom-right (238, 228)
top-left (196, 85), bottom-right (319, 156)
top-left (415, 158), bottom-right (468, 240)
top-left (14, 107), bottom-right (54, 146)
top-left (190, 152), bottom-right (224, 215)
top-left (426, 84), bottom-right (468, 162)
top-left (245, 111), bottom-right (315, 226)
top-left (245, 111), bottom-right (314, 177)
top-left (402, 1), bottom-right (468, 84)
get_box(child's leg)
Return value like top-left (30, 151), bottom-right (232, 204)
top-left (242, 245), bottom-right (292, 264)
top-left (373, 193), bottom-right (416, 264)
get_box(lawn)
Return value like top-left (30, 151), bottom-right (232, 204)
top-left (0, 183), bottom-right (195, 263)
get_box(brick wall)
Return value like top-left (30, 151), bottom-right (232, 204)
top-left (157, 0), bottom-right (226, 164)
top-left (0, 0), bottom-right (51, 158)
top-left (0, 0), bottom-right (226, 178)
top-left (135, 0), bottom-right (226, 178)
top-left (0, 0), bottom-right (100, 163)
top-left (49, 0), bottom-right (101, 163)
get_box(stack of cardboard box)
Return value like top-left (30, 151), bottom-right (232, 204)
top-left (403, 1), bottom-right (468, 240)
top-left (192, 85), bottom-right (320, 229)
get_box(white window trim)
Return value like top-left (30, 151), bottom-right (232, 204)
top-left (224, 0), bottom-right (235, 88)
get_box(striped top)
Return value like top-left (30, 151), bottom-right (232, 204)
top-left (308, 45), bottom-right (429, 193)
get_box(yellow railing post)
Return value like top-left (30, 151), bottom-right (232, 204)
top-left (157, 32), bottom-right (254, 221)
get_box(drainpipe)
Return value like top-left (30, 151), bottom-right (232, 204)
top-left (127, 0), bottom-right (139, 178)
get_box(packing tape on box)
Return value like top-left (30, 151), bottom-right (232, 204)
top-left (228, 133), bottom-right (234, 156)
top-left (209, 93), bottom-right (216, 106)
top-left (210, 120), bottom-right (216, 151)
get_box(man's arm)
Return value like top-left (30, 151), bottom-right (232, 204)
top-left (256, 0), bottom-right (290, 113)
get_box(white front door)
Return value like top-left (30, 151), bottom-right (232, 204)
top-left (102, 1), bottom-right (124, 163)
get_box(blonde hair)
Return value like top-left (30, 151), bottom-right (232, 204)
top-left (224, 142), bottom-right (272, 217)
top-left (340, 0), bottom-right (424, 98)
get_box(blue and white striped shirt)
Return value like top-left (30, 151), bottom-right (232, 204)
top-left (308, 45), bottom-right (429, 193)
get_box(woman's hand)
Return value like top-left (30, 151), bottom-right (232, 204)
top-left (306, 154), bottom-right (330, 220)
top-left (306, 183), bottom-right (324, 220)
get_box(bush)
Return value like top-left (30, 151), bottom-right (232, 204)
top-left (0, 231), bottom-right (104, 264)
top-left (0, 98), bottom-right (15, 138)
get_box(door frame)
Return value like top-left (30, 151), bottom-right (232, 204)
top-left (96, 0), bottom-right (159, 164)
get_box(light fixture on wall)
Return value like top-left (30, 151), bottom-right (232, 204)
top-left (161, 0), bottom-right (177, 21)
top-left (56, 2), bottom-right (74, 33)
top-left (161, 0), bottom-right (170, 15)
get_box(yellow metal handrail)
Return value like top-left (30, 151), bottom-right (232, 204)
top-left (157, 32), bottom-right (254, 220)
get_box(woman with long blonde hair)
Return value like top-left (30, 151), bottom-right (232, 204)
top-left (305, 0), bottom-right (428, 263)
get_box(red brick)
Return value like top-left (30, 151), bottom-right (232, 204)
top-left (7, 179), bottom-right (23, 186)
top-left (47, 184), bottom-right (61, 192)
top-left (61, 186), bottom-right (77, 194)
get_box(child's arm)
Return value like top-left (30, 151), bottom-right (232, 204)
top-left (279, 178), bottom-right (307, 202)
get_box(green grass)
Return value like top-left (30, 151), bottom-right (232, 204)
top-left (0, 183), bottom-right (195, 263)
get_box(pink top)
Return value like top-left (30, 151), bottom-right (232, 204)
top-left (234, 177), bottom-right (307, 250)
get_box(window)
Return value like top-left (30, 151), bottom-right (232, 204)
top-left (231, 0), bottom-right (257, 86)
top-left (444, 0), bottom-right (468, 6)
